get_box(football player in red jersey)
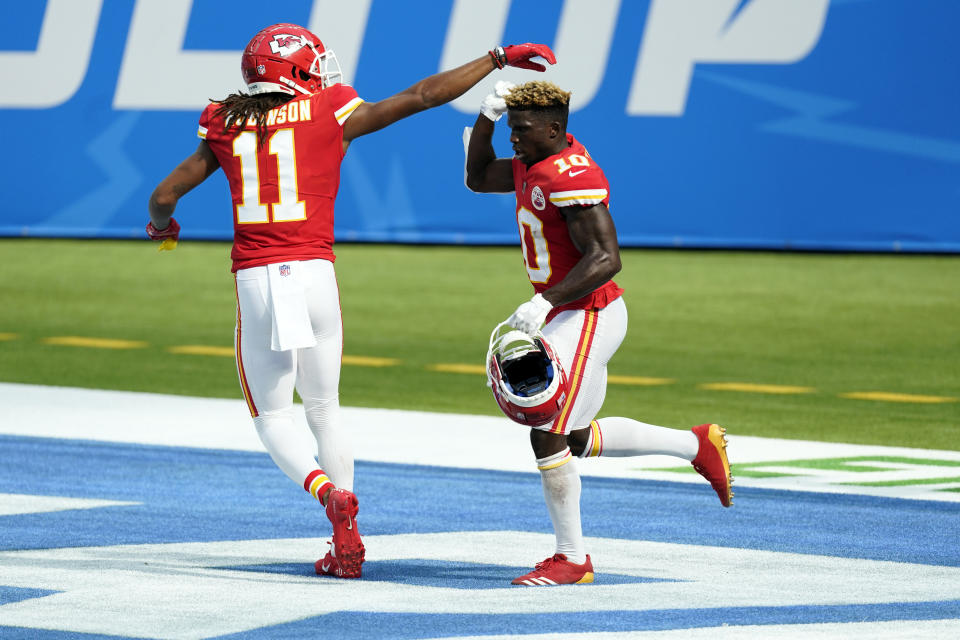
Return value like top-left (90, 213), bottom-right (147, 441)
top-left (146, 23), bottom-right (556, 579)
top-left (466, 81), bottom-right (734, 586)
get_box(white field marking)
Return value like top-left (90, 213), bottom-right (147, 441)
top-left (2, 383), bottom-right (960, 502)
top-left (0, 494), bottom-right (139, 517)
top-left (1, 531), bottom-right (959, 639)
top-left (421, 619), bottom-right (960, 640)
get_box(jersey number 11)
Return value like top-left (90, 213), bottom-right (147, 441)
top-left (232, 129), bottom-right (307, 224)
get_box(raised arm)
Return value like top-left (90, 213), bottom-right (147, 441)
top-left (342, 43), bottom-right (555, 143)
top-left (465, 113), bottom-right (514, 193)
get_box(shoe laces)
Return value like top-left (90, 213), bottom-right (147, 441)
top-left (534, 554), bottom-right (566, 571)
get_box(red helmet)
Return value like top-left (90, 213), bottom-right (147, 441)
top-left (241, 23), bottom-right (342, 96)
top-left (486, 323), bottom-right (568, 427)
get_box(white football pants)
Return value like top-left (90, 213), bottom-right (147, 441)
top-left (233, 258), bottom-right (354, 491)
top-left (539, 297), bottom-right (628, 435)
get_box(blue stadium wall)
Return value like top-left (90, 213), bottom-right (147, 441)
top-left (2, 0), bottom-right (958, 252)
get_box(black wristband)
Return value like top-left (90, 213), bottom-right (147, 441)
top-left (489, 46), bottom-right (507, 69)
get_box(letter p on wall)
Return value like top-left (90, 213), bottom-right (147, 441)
top-left (628, 0), bottom-right (830, 116)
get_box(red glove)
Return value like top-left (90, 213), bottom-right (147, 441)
top-left (146, 217), bottom-right (180, 241)
top-left (489, 43), bottom-right (556, 72)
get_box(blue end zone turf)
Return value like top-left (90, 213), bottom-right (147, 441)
top-left (0, 632), bottom-right (134, 640)
top-left (0, 587), bottom-right (60, 606)
top-left (2, 434), bottom-right (960, 638)
top-left (1, 435), bottom-right (958, 566)
top-left (214, 600), bottom-right (960, 639)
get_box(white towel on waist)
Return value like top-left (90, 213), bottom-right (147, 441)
top-left (267, 262), bottom-right (317, 351)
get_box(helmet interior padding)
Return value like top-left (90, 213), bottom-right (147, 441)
top-left (501, 351), bottom-right (555, 397)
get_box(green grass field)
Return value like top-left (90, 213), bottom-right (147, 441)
top-left (1, 238), bottom-right (957, 450)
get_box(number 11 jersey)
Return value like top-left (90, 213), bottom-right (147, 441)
top-left (198, 85), bottom-right (363, 272)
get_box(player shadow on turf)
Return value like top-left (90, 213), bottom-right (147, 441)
top-left (227, 559), bottom-right (674, 587)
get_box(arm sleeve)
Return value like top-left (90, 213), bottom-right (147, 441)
top-left (197, 105), bottom-right (212, 140)
top-left (548, 166), bottom-right (609, 207)
top-left (324, 84), bottom-right (364, 126)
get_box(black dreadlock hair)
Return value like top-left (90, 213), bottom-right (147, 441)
top-left (211, 92), bottom-right (293, 146)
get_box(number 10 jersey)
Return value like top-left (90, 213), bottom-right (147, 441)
top-left (511, 132), bottom-right (624, 321)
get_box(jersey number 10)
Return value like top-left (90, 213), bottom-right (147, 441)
top-left (518, 206), bottom-right (552, 284)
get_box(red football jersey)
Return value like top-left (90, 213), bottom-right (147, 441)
top-left (511, 133), bottom-right (623, 320)
top-left (198, 85), bottom-right (364, 271)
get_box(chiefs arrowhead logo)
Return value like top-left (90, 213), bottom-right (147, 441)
top-left (531, 186), bottom-right (546, 211)
top-left (269, 34), bottom-right (307, 57)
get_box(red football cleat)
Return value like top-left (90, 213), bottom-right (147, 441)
top-left (320, 488), bottom-right (364, 578)
top-left (315, 544), bottom-right (357, 578)
top-left (692, 423), bottom-right (734, 507)
top-left (511, 554), bottom-right (594, 586)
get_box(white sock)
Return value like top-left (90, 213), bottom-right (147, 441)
top-left (537, 448), bottom-right (586, 565)
top-left (304, 396), bottom-right (354, 492)
top-left (582, 417), bottom-right (699, 461)
top-left (254, 411), bottom-right (325, 485)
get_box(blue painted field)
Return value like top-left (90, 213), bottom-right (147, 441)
top-left (2, 429), bottom-right (959, 639)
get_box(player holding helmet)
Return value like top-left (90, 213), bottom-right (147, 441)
top-left (146, 23), bottom-right (555, 579)
top-left (466, 81), bottom-right (733, 586)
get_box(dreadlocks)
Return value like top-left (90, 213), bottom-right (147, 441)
top-left (504, 81), bottom-right (571, 130)
top-left (211, 92), bottom-right (293, 145)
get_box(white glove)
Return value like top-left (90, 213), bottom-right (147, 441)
top-left (507, 293), bottom-right (553, 335)
top-left (479, 80), bottom-right (516, 121)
